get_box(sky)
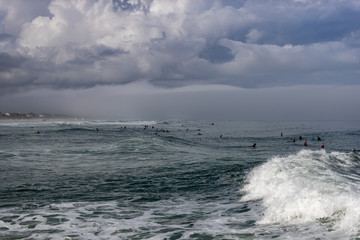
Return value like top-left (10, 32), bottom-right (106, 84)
top-left (0, 0), bottom-right (359, 120)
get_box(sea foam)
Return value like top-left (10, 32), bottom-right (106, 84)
top-left (241, 150), bottom-right (360, 234)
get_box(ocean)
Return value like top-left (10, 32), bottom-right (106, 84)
top-left (0, 120), bottom-right (359, 239)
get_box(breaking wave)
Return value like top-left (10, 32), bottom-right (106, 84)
top-left (241, 150), bottom-right (360, 234)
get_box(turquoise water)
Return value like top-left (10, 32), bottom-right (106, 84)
top-left (0, 120), bottom-right (359, 239)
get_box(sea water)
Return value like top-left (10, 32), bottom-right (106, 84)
top-left (0, 120), bottom-right (359, 239)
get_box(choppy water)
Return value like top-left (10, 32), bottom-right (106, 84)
top-left (0, 120), bottom-right (359, 239)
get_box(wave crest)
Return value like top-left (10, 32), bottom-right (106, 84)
top-left (241, 150), bottom-right (360, 233)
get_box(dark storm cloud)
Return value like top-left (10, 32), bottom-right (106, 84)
top-left (112, 0), bottom-right (152, 12)
top-left (199, 44), bottom-right (234, 63)
top-left (67, 45), bottom-right (128, 65)
top-left (0, 0), bottom-right (359, 95)
top-left (0, 33), bottom-right (14, 42)
top-left (228, 1), bottom-right (360, 46)
top-left (0, 52), bottom-right (25, 71)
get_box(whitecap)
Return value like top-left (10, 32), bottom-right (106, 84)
top-left (241, 150), bottom-right (360, 234)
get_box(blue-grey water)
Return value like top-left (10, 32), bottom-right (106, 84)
top-left (0, 120), bottom-right (360, 239)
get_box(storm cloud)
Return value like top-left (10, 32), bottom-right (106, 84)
top-left (0, 0), bottom-right (359, 91)
top-left (0, 0), bottom-right (360, 120)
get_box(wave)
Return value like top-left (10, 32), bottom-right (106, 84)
top-left (86, 120), bottom-right (158, 126)
top-left (0, 119), bottom-right (158, 127)
top-left (0, 199), bottom-right (245, 240)
top-left (241, 150), bottom-right (360, 234)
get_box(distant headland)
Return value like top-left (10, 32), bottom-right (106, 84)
top-left (0, 112), bottom-right (74, 120)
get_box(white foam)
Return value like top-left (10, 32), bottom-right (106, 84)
top-left (117, 120), bottom-right (158, 126)
top-left (0, 199), bottom-right (255, 239)
top-left (0, 120), bottom-right (52, 127)
top-left (241, 150), bottom-right (360, 234)
top-left (0, 119), bottom-right (158, 127)
top-left (71, 120), bottom-right (158, 126)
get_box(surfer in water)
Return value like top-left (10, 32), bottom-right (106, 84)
top-left (252, 143), bottom-right (256, 147)
top-left (304, 140), bottom-right (307, 146)
top-left (321, 143), bottom-right (325, 148)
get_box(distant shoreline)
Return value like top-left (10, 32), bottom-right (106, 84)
top-left (0, 112), bottom-right (75, 120)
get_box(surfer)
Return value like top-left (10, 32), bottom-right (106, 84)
top-left (299, 136), bottom-right (303, 140)
top-left (317, 136), bottom-right (322, 141)
top-left (252, 143), bottom-right (256, 147)
top-left (304, 140), bottom-right (307, 146)
top-left (352, 149), bottom-right (359, 153)
top-left (321, 143), bottom-right (325, 148)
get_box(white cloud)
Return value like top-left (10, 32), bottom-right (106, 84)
top-left (212, 39), bottom-right (360, 87)
top-left (0, 0), bottom-right (51, 36)
top-left (246, 29), bottom-right (262, 43)
top-left (0, 0), bottom-right (359, 103)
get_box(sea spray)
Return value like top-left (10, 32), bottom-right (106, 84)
top-left (241, 150), bottom-right (360, 233)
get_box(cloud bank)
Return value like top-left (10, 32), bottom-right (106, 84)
top-left (0, 0), bottom-right (359, 95)
top-left (2, 82), bottom-right (360, 121)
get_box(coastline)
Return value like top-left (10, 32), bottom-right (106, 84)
top-left (0, 112), bottom-right (75, 121)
